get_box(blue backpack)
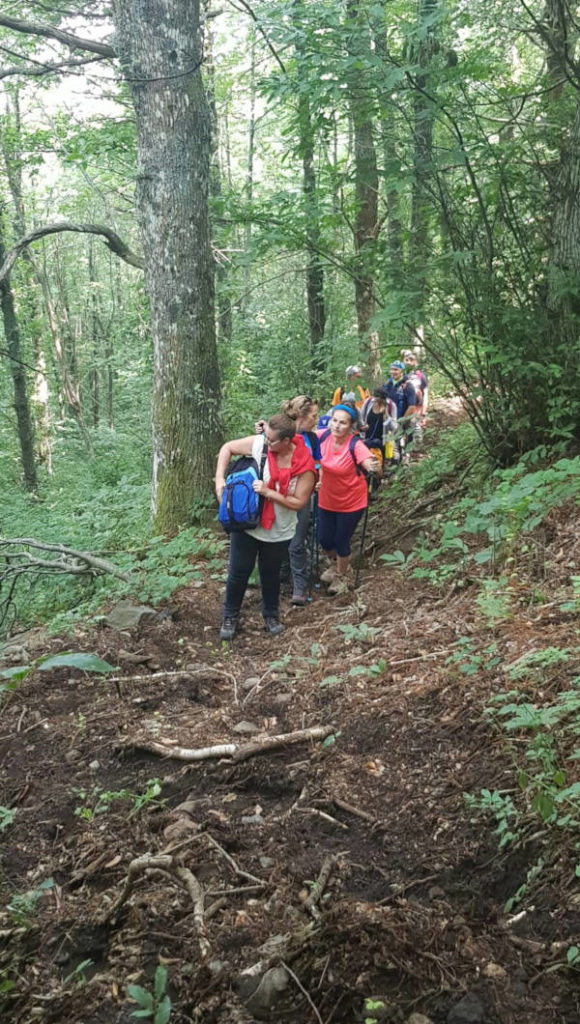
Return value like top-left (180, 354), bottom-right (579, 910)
top-left (218, 443), bottom-right (268, 533)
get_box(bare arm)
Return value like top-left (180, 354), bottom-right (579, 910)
top-left (215, 436), bottom-right (256, 500)
top-left (254, 471), bottom-right (315, 511)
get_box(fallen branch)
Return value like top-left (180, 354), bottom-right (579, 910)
top-left (0, 538), bottom-right (130, 581)
top-left (126, 725), bottom-right (335, 764)
top-left (99, 853), bottom-right (209, 957)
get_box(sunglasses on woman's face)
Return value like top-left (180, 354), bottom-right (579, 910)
top-left (265, 433), bottom-right (284, 447)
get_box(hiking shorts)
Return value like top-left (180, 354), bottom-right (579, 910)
top-left (318, 507), bottom-right (365, 557)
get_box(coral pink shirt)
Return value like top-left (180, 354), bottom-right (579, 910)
top-left (317, 432), bottom-right (371, 512)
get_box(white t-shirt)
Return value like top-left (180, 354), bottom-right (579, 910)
top-left (245, 435), bottom-right (300, 543)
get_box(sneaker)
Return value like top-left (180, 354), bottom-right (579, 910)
top-left (264, 616), bottom-right (284, 636)
top-left (320, 565), bottom-right (336, 584)
top-left (291, 593), bottom-right (307, 606)
top-left (219, 617), bottom-right (237, 641)
top-left (327, 576), bottom-right (349, 596)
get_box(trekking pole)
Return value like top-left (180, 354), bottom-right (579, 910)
top-left (313, 494), bottom-right (320, 588)
top-left (307, 494), bottom-right (321, 600)
top-left (354, 479), bottom-right (372, 590)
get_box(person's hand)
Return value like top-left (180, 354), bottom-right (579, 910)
top-left (255, 419), bottom-right (266, 434)
top-left (314, 480), bottom-right (322, 493)
top-left (215, 477), bottom-right (226, 502)
top-left (370, 457), bottom-right (381, 475)
top-left (253, 480), bottom-right (269, 497)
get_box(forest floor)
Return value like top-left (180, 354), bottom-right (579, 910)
top-left (1, 403), bottom-right (580, 1024)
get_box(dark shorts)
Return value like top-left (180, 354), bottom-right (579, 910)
top-left (318, 507), bottom-right (365, 557)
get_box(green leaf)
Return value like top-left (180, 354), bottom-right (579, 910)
top-left (319, 675), bottom-right (340, 688)
top-left (0, 665), bottom-right (31, 681)
top-left (154, 995), bottom-right (171, 1024)
top-left (127, 985), bottom-right (154, 1009)
top-left (348, 665), bottom-right (368, 677)
top-left (37, 653), bottom-right (115, 674)
top-left (154, 966), bottom-right (167, 1002)
top-left (567, 945), bottom-right (580, 963)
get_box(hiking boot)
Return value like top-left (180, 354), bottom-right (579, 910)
top-left (219, 617), bottom-right (237, 641)
top-left (327, 575), bottom-right (349, 596)
top-left (264, 616), bottom-right (284, 636)
top-left (291, 593), bottom-right (307, 606)
top-left (320, 565), bottom-right (336, 585)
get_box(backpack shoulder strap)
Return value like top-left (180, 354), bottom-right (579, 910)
top-left (320, 428), bottom-right (331, 444)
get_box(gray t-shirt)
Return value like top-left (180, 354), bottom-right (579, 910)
top-left (245, 435), bottom-right (300, 543)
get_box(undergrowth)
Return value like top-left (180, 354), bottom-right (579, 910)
top-left (0, 427), bottom-right (226, 637)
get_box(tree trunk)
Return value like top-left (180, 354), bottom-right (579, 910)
top-left (409, 0), bottom-right (438, 343)
top-left (111, 0), bottom-right (221, 532)
top-left (1, 90), bottom-right (52, 469)
top-left (0, 209), bottom-right (37, 490)
top-left (88, 238), bottom-right (100, 427)
top-left (345, 0), bottom-right (381, 381)
top-left (205, 2), bottom-right (233, 349)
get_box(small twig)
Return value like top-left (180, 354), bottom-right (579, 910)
top-left (304, 855), bottom-right (340, 919)
top-left (204, 833), bottom-right (267, 886)
top-left (281, 961), bottom-right (324, 1024)
top-left (330, 796), bottom-right (377, 824)
top-left (297, 808), bottom-right (348, 831)
top-left (376, 872), bottom-right (440, 905)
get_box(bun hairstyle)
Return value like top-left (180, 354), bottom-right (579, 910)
top-left (280, 395), bottom-right (316, 421)
top-left (268, 412), bottom-right (296, 440)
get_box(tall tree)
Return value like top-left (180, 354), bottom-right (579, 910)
top-left (345, 0), bottom-right (381, 380)
top-left (0, 205), bottom-right (37, 490)
top-left (0, 3), bottom-right (222, 531)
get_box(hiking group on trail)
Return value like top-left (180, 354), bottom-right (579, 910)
top-left (215, 354), bottom-right (429, 641)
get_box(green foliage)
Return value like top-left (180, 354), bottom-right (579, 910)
top-left (1, 651), bottom-right (115, 694)
top-left (446, 638), bottom-right (500, 676)
top-left (6, 877), bottom-right (54, 928)
top-left (334, 623), bottom-right (382, 644)
top-left (128, 966), bottom-right (171, 1024)
top-left (0, 806), bottom-right (16, 831)
top-left (73, 779), bottom-right (163, 822)
top-left (464, 789), bottom-right (519, 848)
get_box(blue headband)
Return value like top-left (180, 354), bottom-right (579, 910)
top-left (332, 404), bottom-right (358, 420)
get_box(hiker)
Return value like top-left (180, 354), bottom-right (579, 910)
top-left (360, 387), bottom-right (397, 479)
top-left (401, 349), bottom-right (429, 415)
top-left (279, 396), bottom-right (321, 607)
top-left (331, 365), bottom-right (370, 409)
top-left (316, 404), bottom-right (379, 595)
top-left (383, 360), bottom-right (419, 462)
top-left (215, 413), bottom-right (316, 640)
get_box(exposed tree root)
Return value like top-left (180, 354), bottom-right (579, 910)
top-left (99, 853), bottom-right (209, 957)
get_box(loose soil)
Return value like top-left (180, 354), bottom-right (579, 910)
top-left (1, 404), bottom-right (579, 1024)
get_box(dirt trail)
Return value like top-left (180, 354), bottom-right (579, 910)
top-left (1, 405), bottom-right (579, 1024)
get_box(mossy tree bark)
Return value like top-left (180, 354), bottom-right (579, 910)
top-left (112, 0), bottom-right (221, 532)
top-left (0, 209), bottom-right (37, 491)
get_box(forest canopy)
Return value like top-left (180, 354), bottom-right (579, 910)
top-left (0, 0), bottom-right (579, 537)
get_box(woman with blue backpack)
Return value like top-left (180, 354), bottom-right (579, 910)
top-left (215, 413), bottom-right (316, 641)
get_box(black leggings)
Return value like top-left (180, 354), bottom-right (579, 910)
top-left (223, 531), bottom-right (290, 619)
